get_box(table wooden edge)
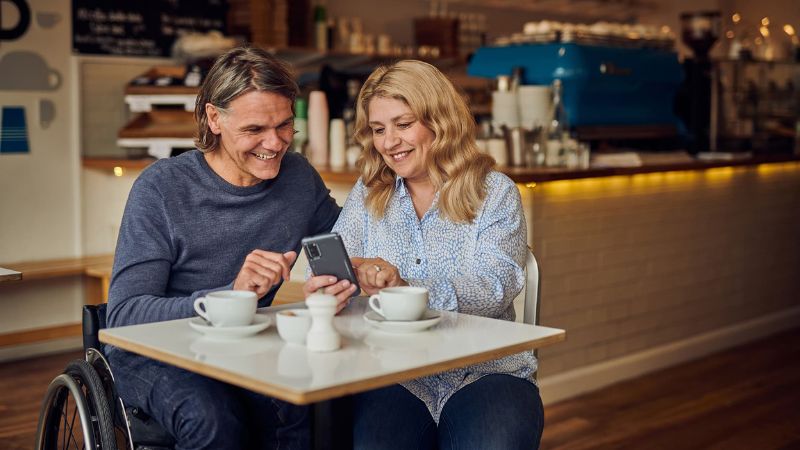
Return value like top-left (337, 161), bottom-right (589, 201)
top-left (99, 328), bottom-right (565, 405)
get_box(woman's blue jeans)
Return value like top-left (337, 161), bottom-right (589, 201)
top-left (108, 349), bottom-right (310, 450)
top-left (353, 374), bottom-right (544, 450)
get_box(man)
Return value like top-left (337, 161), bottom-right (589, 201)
top-left (106, 47), bottom-right (342, 449)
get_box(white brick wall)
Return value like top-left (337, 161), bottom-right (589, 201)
top-left (531, 163), bottom-right (800, 377)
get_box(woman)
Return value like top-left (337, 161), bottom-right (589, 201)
top-left (304, 60), bottom-right (542, 449)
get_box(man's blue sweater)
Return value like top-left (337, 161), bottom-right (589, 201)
top-left (107, 150), bottom-right (340, 328)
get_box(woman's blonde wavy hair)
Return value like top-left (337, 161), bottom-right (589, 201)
top-left (354, 60), bottom-right (495, 223)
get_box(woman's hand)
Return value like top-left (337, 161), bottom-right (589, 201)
top-left (303, 275), bottom-right (357, 313)
top-left (234, 250), bottom-right (297, 297)
top-left (351, 257), bottom-right (407, 296)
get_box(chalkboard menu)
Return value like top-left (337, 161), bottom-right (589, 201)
top-left (72, 0), bottom-right (228, 57)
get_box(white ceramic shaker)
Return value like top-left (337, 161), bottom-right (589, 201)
top-left (305, 292), bottom-right (341, 352)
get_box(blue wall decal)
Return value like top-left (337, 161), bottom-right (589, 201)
top-left (0, 106), bottom-right (30, 153)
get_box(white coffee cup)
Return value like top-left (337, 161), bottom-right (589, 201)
top-left (368, 286), bottom-right (429, 321)
top-left (276, 309), bottom-right (312, 345)
top-left (193, 290), bottom-right (257, 327)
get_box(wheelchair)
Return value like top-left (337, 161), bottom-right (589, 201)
top-left (34, 304), bottom-right (176, 450)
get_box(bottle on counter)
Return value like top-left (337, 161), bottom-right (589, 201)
top-left (506, 66), bottom-right (526, 167)
top-left (795, 119), bottom-right (800, 156)
top-left (293, 98), bottom-right (309, 155)
top-left (545, 79), bottom-right (569, 167)
top-left (475, 119), bottom-right (491, 154)
top-left (314, 2), bottom-right (328, 52)
top-left (342, 79), bottom-right (361, 168)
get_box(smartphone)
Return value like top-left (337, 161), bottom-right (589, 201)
top-left (301, 232), bottom-right (360, 295)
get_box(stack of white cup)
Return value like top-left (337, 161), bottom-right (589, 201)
top-left (517, 85), bottom-right (552, 129)
top-left (308, 91), bottom-right (329, 167)
top-left (329, 119), bottom-right (346, 169)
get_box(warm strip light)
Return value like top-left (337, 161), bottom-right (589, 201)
top-left (732, 13), bottom-right (741, 23)
top-left (760, 26), bottom-right (770, 38)
top-left (756, 161), bottom-right (800, 175)
top-left (784, 24), bottom-right (796, 36)
top-left (537, 163), bottom-right (800, 196)
top-left (761, 17), bottom-right (770, 26)
top-left (113, 166), bottom-right (124, 177)
top-left (703, 166), bottom-right (735, 180)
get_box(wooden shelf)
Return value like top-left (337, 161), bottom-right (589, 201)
top-left (2, 254), bottom-right (114, 282)
top-left (118, 110), bottom-right (196, 139)
top-left (83, 157), bottom-right (156, 171)
top-left (125, 65), bottom-right (199, 96)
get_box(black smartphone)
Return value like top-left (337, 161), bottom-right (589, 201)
top-left (301, 232), bottom-right (360, 295)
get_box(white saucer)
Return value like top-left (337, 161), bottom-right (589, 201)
top-left (363, 310), bottom-right (442, 333)
top-left (188, 314), bottom-right (271, 340)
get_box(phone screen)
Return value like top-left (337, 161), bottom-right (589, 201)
top-left (301, 232), bottom-right (360, 295)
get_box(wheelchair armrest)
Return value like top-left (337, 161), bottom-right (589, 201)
top-left (82, 304), bottom-right (107, 353)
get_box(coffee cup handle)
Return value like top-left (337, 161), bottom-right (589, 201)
top-left (368, 295), bottom-right (384, 317)
top-left (193, 297), bottom-right (210, 321)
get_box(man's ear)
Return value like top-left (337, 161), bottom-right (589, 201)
top-left (206, 103), bottom-right (222, 135)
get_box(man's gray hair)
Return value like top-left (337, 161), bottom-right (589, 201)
top-left (194, 46), bottom-right (298, 152)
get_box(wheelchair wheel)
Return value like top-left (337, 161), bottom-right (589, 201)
top-left (87, 349), bottom-right (134, 450)
top-left (36, 359), bottom-right (117, 450)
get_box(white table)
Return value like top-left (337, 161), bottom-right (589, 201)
top-left (100, 298), bottom-right (565, 405)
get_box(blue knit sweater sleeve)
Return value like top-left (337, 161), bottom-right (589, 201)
top-left (107, 176), bottom-right (228, 327)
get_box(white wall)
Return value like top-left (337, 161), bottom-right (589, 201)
top-left (0, 0), bottom-right (79, 261)
top-left (0, 0), bottom-right (84, 340)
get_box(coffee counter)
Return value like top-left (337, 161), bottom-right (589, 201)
top-left (80, 152), bottom-right (800, 403)
top-left (83, 153), bottom-right (800, 184)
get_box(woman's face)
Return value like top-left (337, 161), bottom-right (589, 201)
top-left (367, 96), bottom-right (435, 184)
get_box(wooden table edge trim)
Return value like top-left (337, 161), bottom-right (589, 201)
top-left (99, 328), bottom-right (565, 405)
top-left (296, 330), bottom-right (566, 404)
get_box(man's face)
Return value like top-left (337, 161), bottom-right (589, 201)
top-left (205, 91), bottom-right (295, 186)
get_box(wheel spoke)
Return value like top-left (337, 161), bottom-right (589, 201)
top-left (62, 394), bottom-right (69, 449)
top-left (56, 394), bottom-right (81, 450)
top-left (69, 401), bottom-right (79, 450)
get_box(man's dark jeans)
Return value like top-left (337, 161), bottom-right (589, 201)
top-left (109, 349), bottom-right (310, 450)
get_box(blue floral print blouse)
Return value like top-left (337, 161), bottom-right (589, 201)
top-left (333, 171), bottom-right (538, 422)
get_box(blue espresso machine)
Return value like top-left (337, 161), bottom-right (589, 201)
top-left (467, 43), bottom-right (684, 138)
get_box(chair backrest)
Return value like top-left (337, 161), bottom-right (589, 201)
top-left (522, 249), bottom-right (540, 326)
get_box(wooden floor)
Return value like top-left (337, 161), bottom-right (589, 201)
top-left (1, 328), bottom-right (799, 450)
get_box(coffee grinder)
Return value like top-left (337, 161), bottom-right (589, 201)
top-left (678, 11), bottom-right (721, 153)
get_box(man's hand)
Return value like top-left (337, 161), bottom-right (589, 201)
top-left (233, 250), bottom-right (297, 297)
top-left (303, 275), bottom-right (358, 313)
top-left (351, 257), bottom-right (407, 296)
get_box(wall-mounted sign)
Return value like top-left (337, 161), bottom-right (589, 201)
top-left (71, 0), bottom-right (227, 57)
